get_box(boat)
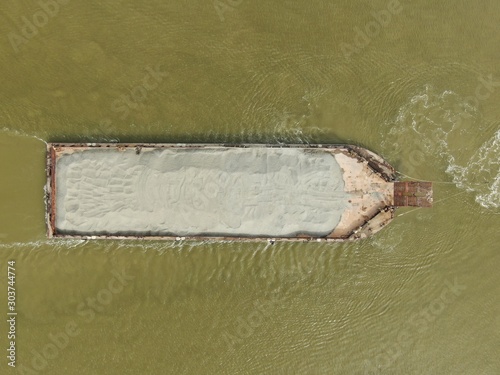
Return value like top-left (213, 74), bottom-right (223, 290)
top-left (45, 143), bottom-right (432, 242)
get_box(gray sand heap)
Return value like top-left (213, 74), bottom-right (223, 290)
top-left (55, 147), bottom-right (350, 237)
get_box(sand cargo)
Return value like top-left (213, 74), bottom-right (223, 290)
top-left (45, 144), bottom-right (432, 242)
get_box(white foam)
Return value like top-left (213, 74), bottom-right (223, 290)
top-left (447, 129), bottom-right (500, 209)
top-left (0, 127), bottom-right (47, 144)
top-left (383, 85), bottom-right (499, 210)
top-left (0, 239), bottom-right (86, 250)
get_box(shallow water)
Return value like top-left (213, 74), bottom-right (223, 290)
top-left (0, 0), bottom-right (499, 374)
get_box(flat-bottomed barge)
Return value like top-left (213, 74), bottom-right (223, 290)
top-left (45, 144), bottom-right (432, 241)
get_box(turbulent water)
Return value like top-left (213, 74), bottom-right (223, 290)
top-left (0, 1), bottom-right (499, 374)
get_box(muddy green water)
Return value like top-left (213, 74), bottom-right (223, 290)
top-left (0, 1), bottom-right (499, 374)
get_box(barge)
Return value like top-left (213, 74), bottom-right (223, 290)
top-left (45, 144), bottom-right (432, 242)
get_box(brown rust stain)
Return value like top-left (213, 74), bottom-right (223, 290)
top-left (327, 147), bottom-right (394, 239)
top-left (47, 145), bottom-right (57, 237)
top-left (394, 181), bottom-right (433, 207)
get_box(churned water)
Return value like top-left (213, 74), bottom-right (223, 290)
top-left (0, 1), bottom-right (499, 374)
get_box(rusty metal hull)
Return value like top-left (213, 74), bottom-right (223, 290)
top-left (45, 143), bottom-right (432, 242)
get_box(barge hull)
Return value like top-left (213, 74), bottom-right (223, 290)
top-left (45, 143), bottom-right (431, 242)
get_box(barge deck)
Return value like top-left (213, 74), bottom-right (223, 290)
top-left (45, 143), bottom-right (432, 242)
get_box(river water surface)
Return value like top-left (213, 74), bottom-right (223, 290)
top-left (0, 1), bottom-right (499, 374)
